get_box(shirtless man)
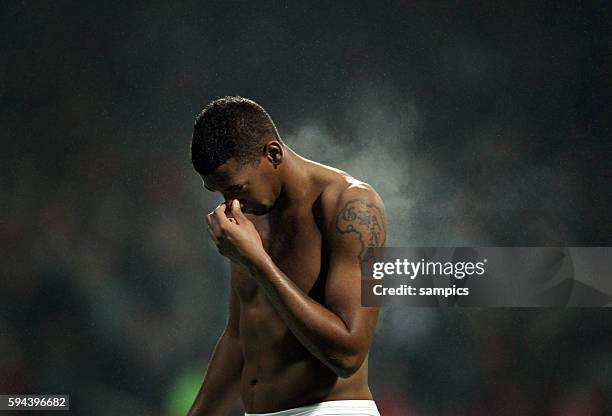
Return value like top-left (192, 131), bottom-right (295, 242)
top-left (187, 96), bottom-right (386, 416)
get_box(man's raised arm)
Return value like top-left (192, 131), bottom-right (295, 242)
top-left (220, 184), bottom-right (386, 378)
top-left (187, 264), bottom-right (243, 416)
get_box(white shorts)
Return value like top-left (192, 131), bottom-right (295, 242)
top-left (244, 400), bottom-right (381, 416)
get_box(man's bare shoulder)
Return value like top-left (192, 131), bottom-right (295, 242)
top-left (325, 180), bottom-right (385, 218)
top-left (310, 163), bottom-right (386, 236)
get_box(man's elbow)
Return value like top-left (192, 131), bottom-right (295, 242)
top-left (330, 352), bottom-right (366, 379)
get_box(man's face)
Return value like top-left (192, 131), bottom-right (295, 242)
top-left (201, 157), bottom-right (280, 216)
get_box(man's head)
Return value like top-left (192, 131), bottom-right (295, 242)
top-left (191, 96), bottom-right (284, 215)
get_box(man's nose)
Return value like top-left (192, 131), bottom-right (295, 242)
top-left (223, 195), bottom-right (242, 206)
top-left (224, 191), bottom-right (241, 203)
top-left (224, 197), bottom-right (246, 210)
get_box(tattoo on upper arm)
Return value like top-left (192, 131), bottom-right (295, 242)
top-left (336, 198), bottom-right (386, 257)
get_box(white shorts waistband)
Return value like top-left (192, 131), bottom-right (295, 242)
top-left (244, 400), bottom-right (380, 416)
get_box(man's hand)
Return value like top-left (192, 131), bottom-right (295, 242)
top-left (207, 199), bottom-right (266, 266)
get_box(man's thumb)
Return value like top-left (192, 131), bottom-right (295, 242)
top-left (232, 199), bottom-right (247, 221)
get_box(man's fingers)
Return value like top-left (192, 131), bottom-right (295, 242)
top-left (213, 203), bottom-right (232, 228)
top-left (207, 211), bottom-right (221, 236)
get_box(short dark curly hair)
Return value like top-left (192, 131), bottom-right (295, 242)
top-left (190, 96), bottom-right (282, 175)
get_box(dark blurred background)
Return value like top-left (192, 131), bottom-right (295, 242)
top-left (1, 1), bottom-right (610, 415)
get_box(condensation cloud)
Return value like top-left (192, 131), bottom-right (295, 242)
top-left (285, 81), bottom-right (582, 246)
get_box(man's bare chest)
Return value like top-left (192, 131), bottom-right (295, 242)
top-left (232, 210), bottom-right (326, 301)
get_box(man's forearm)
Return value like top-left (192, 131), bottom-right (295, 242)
top-left (187, 331), bottom-right (243, 416)
top-left (245, 253), bottom-right (366, 378)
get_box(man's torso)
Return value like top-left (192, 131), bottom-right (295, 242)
top-left (231, 163), bottom-right (373, 413)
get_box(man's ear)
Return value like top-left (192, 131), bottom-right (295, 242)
top-left (263, 141), bottom-right (284, 169)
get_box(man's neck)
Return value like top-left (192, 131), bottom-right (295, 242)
top-left (277, 146), bottom-right (312, 203)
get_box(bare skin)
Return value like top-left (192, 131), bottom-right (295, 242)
top-left (187, 142), bottom-right (386, 415)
